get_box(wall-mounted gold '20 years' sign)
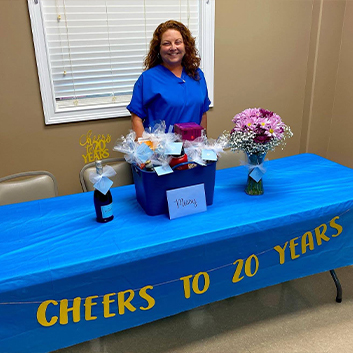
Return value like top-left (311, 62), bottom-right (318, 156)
top-left (79, 130), bottom-right (111, 163)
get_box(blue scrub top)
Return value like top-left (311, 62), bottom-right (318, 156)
top-left (127, 65), bottom-right (211, 131)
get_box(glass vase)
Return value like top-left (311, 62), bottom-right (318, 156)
top-left (245, 152), bottom-right (266, 196)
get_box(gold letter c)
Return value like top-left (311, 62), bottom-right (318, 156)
top-left (37, 300), bottom-right (58, 327)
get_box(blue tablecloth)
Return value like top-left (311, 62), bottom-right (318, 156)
top-left (1, 153), bottom-right (353, 352)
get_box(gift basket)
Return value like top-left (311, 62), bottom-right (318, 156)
top-left (114, 122), bottom-right (227, 216)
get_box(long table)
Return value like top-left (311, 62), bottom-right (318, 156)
top-left (1, 153), bottom-right (353, 353)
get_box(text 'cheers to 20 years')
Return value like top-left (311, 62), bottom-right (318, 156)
top-left (36, 215), bottom-right (342, 327)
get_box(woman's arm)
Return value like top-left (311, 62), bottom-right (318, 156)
top-left (200, 112), bottom-right (207, 132)
top-left (131, 113), bottom-right (145, 139)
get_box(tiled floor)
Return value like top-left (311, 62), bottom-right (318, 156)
top-left (54, 266), bottom-right (353, 353)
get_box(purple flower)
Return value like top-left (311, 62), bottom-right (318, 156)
top-left (254, 134), bottom-right (271, 143)
top-left (231, 107), bottom-right (288, 143)
top-left (259, 108), bottom-right (274, 118)
top-left (229, 107), bottom-right (292, 154)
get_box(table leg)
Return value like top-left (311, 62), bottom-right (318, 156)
top-left (330, 269), bottom-right (342, 303)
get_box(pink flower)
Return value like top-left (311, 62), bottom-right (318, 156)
top-left (264, 113), bottom-right (284, 138)
top-left (232, 108), bottom-right (288, 142)
top-left (229, 107), bottom-right (292, 154)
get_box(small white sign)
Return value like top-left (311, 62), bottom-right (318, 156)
top-left (136, 143), bottom-right (154, 163)
top-left (166, 183), bottom-right (207, 219)
top-left (155, 164), bottom-right (174, 176)
top-left (94, 177), bottom-right (113, 195)
top-left (249, 166), bottom-right (265, 182)
top-left (202, 149), bottom-right (218, 161)
top-left (165, 142), bottom-right (183, 155)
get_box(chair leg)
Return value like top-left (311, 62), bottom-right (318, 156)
top-left (330, 270), bottom-right (342, 303)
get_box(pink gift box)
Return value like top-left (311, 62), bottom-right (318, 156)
top-left (174, 122), bottom-right (204, 141)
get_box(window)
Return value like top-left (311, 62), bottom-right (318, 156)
top-left (28, 0), bottom-right (215, 125)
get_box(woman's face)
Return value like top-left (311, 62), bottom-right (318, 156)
top-left (159, 29), bottom-right (186, 68)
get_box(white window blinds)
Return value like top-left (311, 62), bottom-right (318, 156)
top-left (28, 0), bottom-right (215, 124)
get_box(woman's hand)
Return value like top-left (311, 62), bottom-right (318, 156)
top-left (131, 113), bottom-right (144, 139)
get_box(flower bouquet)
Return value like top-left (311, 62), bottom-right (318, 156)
top-left (227, 108), bottom-right (293, 195)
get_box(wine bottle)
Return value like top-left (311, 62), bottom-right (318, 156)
top-left (94, 160), bottom-right (114, 223)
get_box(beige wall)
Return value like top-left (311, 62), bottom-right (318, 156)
top-left (212, 0), bottom-right (313, 159)
top-left (327, 1), bottom-right (353, 166)
top-left (0, 0), bottom-right (352, 196)
top-left (301, 0), bottom-right (346, 156)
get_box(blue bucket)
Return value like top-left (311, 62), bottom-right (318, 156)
top-left (132, 162), bottom-right (216, 216)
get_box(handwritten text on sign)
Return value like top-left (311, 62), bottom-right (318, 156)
top-left (36, 215), bottom-right (342, 327)
top-left (167, 184), bottom-right (207, 219)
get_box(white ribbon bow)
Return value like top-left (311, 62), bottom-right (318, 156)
top-left (240, 159), bottom-right (267, 173)
top-left (89, 165), bottom-right (117, 185)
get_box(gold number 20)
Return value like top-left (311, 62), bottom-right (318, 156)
top-left (232, 254), bottom-right (259, 283)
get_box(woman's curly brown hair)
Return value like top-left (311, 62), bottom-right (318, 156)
top-left (144, 20), bottom-right (201, 80)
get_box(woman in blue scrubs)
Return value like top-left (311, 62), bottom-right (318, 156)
top-left (127, 20), bottom-right (211, 138)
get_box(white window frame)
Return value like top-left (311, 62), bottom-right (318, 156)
top-left (28, 0), bottom-right (215, 125)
